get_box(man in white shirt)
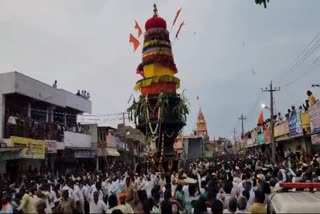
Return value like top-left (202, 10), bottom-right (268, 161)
top-left (87, 191), bottom-right (108, 214)
top-left (142, 177), bottom-right (153, 198)
top-left (74, 182), bottom-right (84, 213)
top-left (109, 179), bottom-right (118, 195)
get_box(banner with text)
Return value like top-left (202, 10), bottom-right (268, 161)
top-left (45, 140), bottom-right (57, 154)
top-left (10, 136), bottom-right (45, 159)
top-left (288, 113), bottom-right (303, 137)
top-left (309, 102), bottom-right (320, 134)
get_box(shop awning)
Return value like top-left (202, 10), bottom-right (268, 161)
top-left (0, 147), bottom-right (23, 161)
top-left (106, 148), bottom-right (120, 157)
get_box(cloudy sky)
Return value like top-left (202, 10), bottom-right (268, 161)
top-left (1, 0), bottom-right (320, 139)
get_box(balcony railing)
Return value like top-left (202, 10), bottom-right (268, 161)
top-left (5, 116), bottom-right (88, 142)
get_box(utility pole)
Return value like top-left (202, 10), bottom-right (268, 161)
top-left (233, 128), bottom-right (237, 143)
top-left (232, 128), bottom-right (238, 152)
top-left (238, 114), bottom-right (247, 138)
top-left (262, 81), bottom-right (280, 163)
top-left (122, 112), bottom-right (126, 126)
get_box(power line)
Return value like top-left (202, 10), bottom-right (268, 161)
top-left (273, 31), bottom-right (320, 83)
top-left (280, 64), bottom-right (319, 88)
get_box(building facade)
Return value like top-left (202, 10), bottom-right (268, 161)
top-left (244, 104), bottom-right (320, 159)
top-left (0, 72), bottom-right (92, 176)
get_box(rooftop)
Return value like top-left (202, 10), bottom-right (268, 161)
top-left (0, 71), bottom-right (91, 113)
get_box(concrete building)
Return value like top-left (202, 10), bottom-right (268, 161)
top-left (0, 71), bottom-right (92, 176)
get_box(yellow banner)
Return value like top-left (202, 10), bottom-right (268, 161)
top-left (10, 136), bottom-right (45, 159)
top-left (301, 112), bottom-right (311, 133)
top-left (274, 121), bottom-right (289, 137)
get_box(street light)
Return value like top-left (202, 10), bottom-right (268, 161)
top-left (123, 131), bottom-right (130, 165)
top-left (261, 103), bottom-right (271, 110)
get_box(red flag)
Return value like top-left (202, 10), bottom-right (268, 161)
top-left (129, 33), bottom-right (140, 52)
top-left (257, 111), bottom-right (264, 125)
top-left (172, 8), bottom-right (182, 26)
top-left (175, 21), bottom-right (185, 39)
top-left (134, 20), bottom-right (143, 38)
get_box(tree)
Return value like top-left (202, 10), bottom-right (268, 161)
top-left (255, 0), bottom-right (270, 8)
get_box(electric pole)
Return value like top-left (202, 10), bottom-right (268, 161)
top-left (233, 128), bottom-right (237, 143)
top-left (238, 114), bottom-right (247, 138)
top-left (232, 128), bottom-right (238, 152)
top-left (122, 112), bottom-right (126, 125)
top-left (262, 81), bottom-right (280, 163)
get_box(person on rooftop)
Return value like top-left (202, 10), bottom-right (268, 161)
top-left (307, 90), bottom-right (317, 106)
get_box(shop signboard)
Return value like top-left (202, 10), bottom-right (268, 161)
top-left (309, 102), bottom-right (320, 134)
top-left (274, 121), bottom-right (289, 137)
top-left (56, 141), bottom-right (65, 150)
top-left (311, 134), bottom-right (320, 145)
top-left (251, 130), bottom-right (257, 144)
top-left (263, 128), bottom-right (270, 144)
top-left (257, 133), bottom-right (264, 145)
top-left (74, 150), bottom-right (95, 158)
top-left (10, 136), bottom-right (45, 159)
top-left (288, 113), bottom-right (303, 137)
top-left (45, 140), bottom-right (57, 154)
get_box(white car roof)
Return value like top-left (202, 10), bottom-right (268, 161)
top-left (269, 192), bottom-right (320, 213)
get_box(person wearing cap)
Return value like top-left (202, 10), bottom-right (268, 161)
top-left (256, 174), bottom-right (266, 191)
top-left (109, 193), bottom-right (134, 214)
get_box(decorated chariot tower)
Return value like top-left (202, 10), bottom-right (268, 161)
top-left (128, 4), bottom-right (188, 171)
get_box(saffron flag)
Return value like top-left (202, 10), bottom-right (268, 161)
top-left (129, 33), bottom-right (140, 52)
top-left (257, 111), bottom-right (264, 125)
top-left (175, 21), bottom-right (185, 39)
top-left (135, 20), bottom-right (143, 38)
top-left (172, 8), bottom-right (182, 26)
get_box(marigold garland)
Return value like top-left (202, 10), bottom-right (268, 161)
top-left (134, 75), bottom-right (180, 91)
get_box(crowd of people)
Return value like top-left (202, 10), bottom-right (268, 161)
top-left (246, 90), bottom-right (318, 138)
top-left (76, 91), bottom-right (90, 100)
top-left (52, 80), bottom-right (90, 100)
top-left (1, 152), bottom-right (320, 214)
top-left (5, 113), bottom-right (89, 142)
top-left (276, 90), bottom-right (317, 123)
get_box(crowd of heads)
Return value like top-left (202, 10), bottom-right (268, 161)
top-left (1, 152), bottom-right (320, 213)
top-left (76, 90), bottom-right (90, 100)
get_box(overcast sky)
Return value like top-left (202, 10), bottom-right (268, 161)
top-left (1, 0), bottom-right (320, 139)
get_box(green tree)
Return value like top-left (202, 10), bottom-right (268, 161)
top-left (255, 0), bottom-right (270, 8)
